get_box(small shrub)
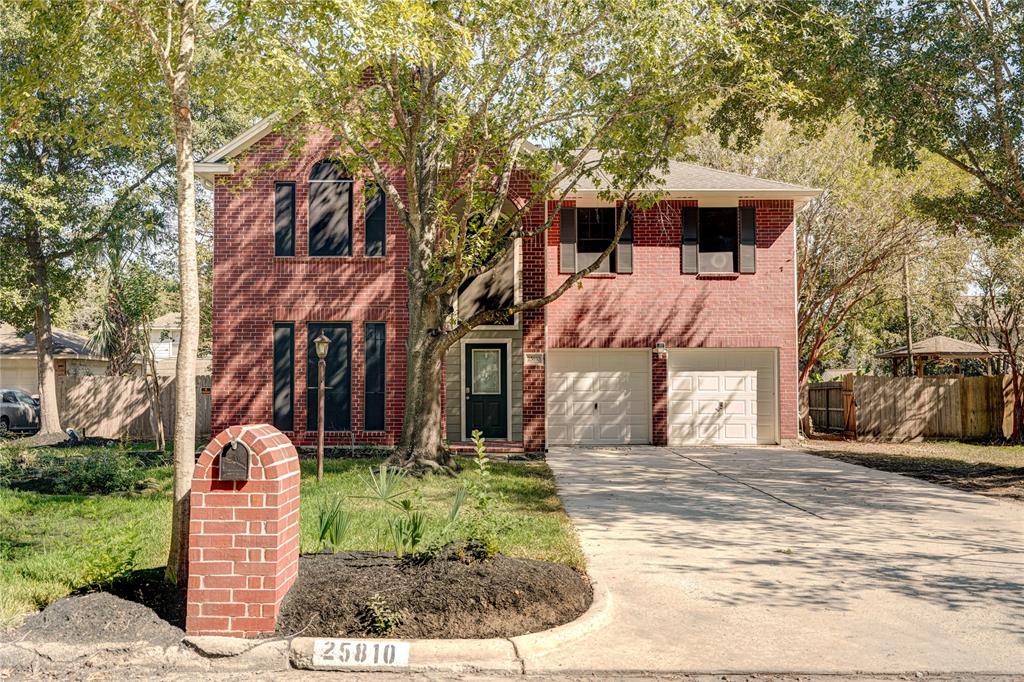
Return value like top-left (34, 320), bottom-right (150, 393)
top-left (0, 450), bottom-right (153, 495)
top-left (317, 498), bottom-right (351, 553)
top-left (358, 594), bottom-right (402, 635)
top-left (81, 539), bottom-right (141, 588)
top-left (387, 511), bottom-right (426, 558)
top-left (453, 537), bottom-right (498, 564)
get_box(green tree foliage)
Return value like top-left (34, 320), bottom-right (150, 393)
top-left (0, 1), bottom-right (167, 432)
top-left (689, 115), bottom-right (971, 387)
top-left (224, 0), bottom-right (844, 464)
top-left (833, 0), bottom-right (1024, 238)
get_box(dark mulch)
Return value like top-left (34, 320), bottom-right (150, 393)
top-left (274, 548), bottom-right (592, 639)
top-left (8, 592), bottom-right (183, 647)
top-left (806, 447), bottom-right (1024, 502)
top-left (101, 568), bottom-right (187, 630)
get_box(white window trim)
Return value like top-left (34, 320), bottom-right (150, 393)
top-left (460, 338), bottom-right (513, 442)
top-left (455, 238), bottom-right (521, 330)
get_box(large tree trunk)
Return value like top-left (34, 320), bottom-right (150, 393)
top-left (395, 280), bottom-right (450, 470)
top-left (166, 73), bottom-right (199, 584)
top-left (28, 239), bottom-right (62, 434)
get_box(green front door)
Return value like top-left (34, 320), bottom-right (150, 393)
top-left (465, 343), bottom-right (508, 439)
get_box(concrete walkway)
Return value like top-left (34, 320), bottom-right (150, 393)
top-left (533, 446), bottom-right (1024, 675)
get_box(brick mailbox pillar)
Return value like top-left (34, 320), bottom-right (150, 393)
top-left (186, 424), bottom-right (300, 637)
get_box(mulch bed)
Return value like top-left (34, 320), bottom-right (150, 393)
top-left (4, 552), bottom-right (589, 645)
top-left (275, 548), bottom-right (592, 639)
top-left (6, 592), bottom-right (183, 647)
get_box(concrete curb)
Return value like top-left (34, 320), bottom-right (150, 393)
top-left (286, 579), bottom-right (611, 672)
top-left (512, 579), bottom-right (612, 657)
top-left (1, 581), bottom-right (611, 675)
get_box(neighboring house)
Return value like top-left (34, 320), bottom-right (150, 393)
top-left (150, 313), bottom-right (181, 361)
top-left (148, 313), bottom-right (213, 377)
top-left (196, 121), bottom-right (819, 450)
top-left (0, 323), bottom-right (108, 393)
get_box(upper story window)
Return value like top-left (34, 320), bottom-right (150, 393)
top-left (558, 206), bottom-right (633, 275)
top-left (364, 183), bottom-right (386, 257)
top-left (682, 206), bottom-right (756, 274)
top-left (309, 160), bottom-right (353, 257)
top-left (274, 182), bottom-right (296, 257)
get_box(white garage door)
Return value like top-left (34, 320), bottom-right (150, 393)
top-left (668, 349), bottom-right (778, 445)
top-left (0, 360), bottom-right (38, 394)
top-left (547, 350), bottom-right (650, 445)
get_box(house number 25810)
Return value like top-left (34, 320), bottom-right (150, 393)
top-left (312, 638), bottom-right (410, 668)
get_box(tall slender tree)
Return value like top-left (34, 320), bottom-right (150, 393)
top-left (98, 0), bottom-right (203, 583)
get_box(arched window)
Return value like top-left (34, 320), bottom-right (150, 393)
top-left (308, 160), bottom-right (353, 257)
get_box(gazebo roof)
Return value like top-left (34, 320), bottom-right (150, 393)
top-left (875, 335), bottom-right (1006, 360)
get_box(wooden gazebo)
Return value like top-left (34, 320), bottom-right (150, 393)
top-left (876, 335), bottom-right (1007, 377)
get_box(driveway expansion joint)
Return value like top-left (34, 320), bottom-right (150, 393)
top-left (668, 447), bottom-right (827, 519)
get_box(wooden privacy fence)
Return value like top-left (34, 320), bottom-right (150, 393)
top-left (56, 374), bottom-right (212, 441)
top-left (808, 374), bottom-right (1013, 441)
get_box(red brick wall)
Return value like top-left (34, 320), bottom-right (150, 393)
top-left (212, 129), bottom-right (408, 446)
top-left (187, 424), bottom-right (300, 637)
top-left (545, 199), bottom-right (799, 440)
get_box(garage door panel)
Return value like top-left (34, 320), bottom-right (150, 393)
top-left (547, 350), bottom-right (650, 445)
top-left (668, 350), bottom-right (777, 446)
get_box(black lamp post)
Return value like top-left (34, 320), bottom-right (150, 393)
top-left (313, 332), bottom-right (331, 482)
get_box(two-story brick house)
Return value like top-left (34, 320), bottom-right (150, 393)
top-left (196, 118), bottom-right (818, 453)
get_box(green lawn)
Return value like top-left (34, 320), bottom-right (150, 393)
top-left (0, 447), bottom-right (584, 629)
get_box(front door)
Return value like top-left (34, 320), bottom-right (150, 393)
top-left (465, 343), bottom-right (508, 440)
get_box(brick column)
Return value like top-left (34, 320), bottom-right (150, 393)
top-left (186, 424), bottom-right (300, 638)
top-left (652, 351), bottom-right (668, 446)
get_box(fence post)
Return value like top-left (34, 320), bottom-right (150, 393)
top-left (842, 373), bottom-right (856, 437)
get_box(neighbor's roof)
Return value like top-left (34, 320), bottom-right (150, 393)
top-left (0, 323), bottom-right (102, 359)
top-left (195, 115), bottom-right (821, 200)
top-left (561, 158), bottom-right (819, 197)
top-left (875, 335), bottom-right (1007, 359)
top-left (151, 313), bottom-right (181, 329)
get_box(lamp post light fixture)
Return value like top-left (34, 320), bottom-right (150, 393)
top-left (314, 332), bottom-right (330, 481)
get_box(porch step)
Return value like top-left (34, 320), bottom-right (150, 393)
top-left (449, 441), bottom-right (525, 454)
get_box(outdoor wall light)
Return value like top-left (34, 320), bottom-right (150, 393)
top-left (654, 341), bottom-right (667, 355)
top-left (314, 332), bottom-right (331, 360)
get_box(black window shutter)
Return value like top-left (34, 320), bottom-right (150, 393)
top-left (682, 206), bottom-right (699, 274)
top-left (615, 207), bottom-right (634, 274)
top-left (272, 323), bottom-right (294, 431)
top-left (274, 183), bottom-right (295, 257)
top-left (365, 184), bottom-right (386, 257)
top-left (739, 206), bottom-right (756, 274)
top-left (364, 323), bottom-right (386, 431)
top-left (559, 207), bottom-right (576, 274)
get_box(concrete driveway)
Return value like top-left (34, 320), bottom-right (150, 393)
top-left (534, 446), bottom-right (1024, 675)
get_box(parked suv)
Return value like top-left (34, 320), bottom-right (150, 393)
top-left (0, 389), bottom-right (40, 435)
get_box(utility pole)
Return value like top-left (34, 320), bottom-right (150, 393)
top-left (903, 254), bottom-right (916, 377)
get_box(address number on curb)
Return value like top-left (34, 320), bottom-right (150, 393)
top-left (312, 638), bottom-right (410, 668)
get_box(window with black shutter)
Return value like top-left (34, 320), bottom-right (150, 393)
top-left (365, 183), bottom-right (386, 257)
top-left (559, 207), bottom-right (633, 274)
top-left (681, 206), bottom-right (756, 274)
top-left (274, 183), bottom-right (295, 257)
top-left (272, 323), bottom-right (294, 431)
top-left (309, 160), bottom-right (353, 257)
top-left (364, 323), bottom-right (386, 431)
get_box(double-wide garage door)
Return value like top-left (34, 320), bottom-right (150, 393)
top-left (547, 347), bottom-right (779, 446)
